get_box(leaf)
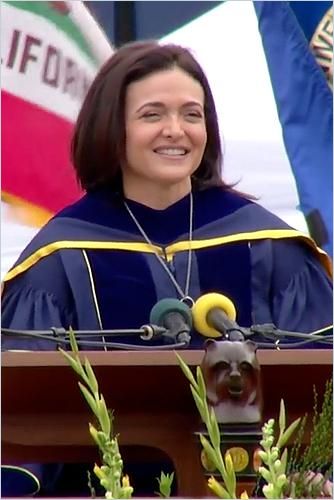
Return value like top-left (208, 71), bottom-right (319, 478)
top-left (60, 348), bottom-right (85, 378)
top-left (78, 381), bottom-right (98, 415)
top-left (84, 357), bottom-right (99, 395)
top-left (68, 328), bottom-right (79, 354)
top-left (199, 434), bottom-right (220, 471)
top-left (196, 366), bottom-right (207, 399)
top-left (276, 417), bottom-right (301, 449)
top-left (175, 352), bottom-right (197, 387)
top-left (278, 399), bottom-right (286, 435)
top-left (98, 394), bottom-right (111, 437)
top-left (279, 448), bottom-right (288, 475)
top-left (224, 452), bottom-right (236, 497)
top-left (208, 407), bottom-right (221, 450)
top-left (190, 385), bottom-right (207, 423)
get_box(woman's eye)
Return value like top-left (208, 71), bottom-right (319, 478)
top-left (142, 112), bottom-right (160, 119)
top-left (186, 112), bottom-right (203, 120)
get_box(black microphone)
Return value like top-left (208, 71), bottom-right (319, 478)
top-left (192, 293), bottom-right (245, 341)
top-left (149, 298), bottom-right (192, 346)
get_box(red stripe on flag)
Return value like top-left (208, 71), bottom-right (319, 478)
top-left (2, 91), bottom-right (83, 214)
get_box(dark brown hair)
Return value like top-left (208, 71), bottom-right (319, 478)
top-left (72, 40), bottom-right (229, 192)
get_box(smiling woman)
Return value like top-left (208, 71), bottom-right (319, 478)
top-left (1, 40), bottom-right (332, 497)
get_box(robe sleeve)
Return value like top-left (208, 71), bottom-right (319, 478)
top-left (1, 252), bottom-right (76, 351)
top-left (271, 239), bottom-right (332, 333)
top-left (1, 252), bottom-right (76, 496)
top-left (251, 238), bottom-right (332, 342)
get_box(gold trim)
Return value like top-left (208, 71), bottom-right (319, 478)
top-left (1, 465), bottom-right (40, 495)
top-left (166, 229), bottom-right (332, 277)
top-left (82, 250), bottom-right (107, 351)
top-left (4, 229), bottom-right (332, 282)
top-left (4, 241), bottom-right (161, 282)
top-left (167, 229), bottom-right (303, 253)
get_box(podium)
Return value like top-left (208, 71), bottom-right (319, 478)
top-left (2, 349), bottom-right (332, 497)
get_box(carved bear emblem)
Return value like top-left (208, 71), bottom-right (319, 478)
top-left (201, 339), bottom-right (263, 424)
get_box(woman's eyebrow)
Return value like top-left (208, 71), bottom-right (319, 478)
top-left (136, 102), bottom-right (165, 113)
top-left (136, 100), bottom-right (203, 113)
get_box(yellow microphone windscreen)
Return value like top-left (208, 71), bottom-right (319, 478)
top-left (192, 292), bottom-right (237, 338)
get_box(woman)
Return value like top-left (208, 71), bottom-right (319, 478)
top-left (2, 40), bottom-right (332, 496)
top-left (2, 41), bottom-right (332, 349)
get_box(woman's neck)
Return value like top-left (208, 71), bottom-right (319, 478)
top-left (122, 178), bottom-right (192, 209)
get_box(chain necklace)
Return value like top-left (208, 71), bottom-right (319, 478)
top-left (123, 192), bottom-right (194, 307)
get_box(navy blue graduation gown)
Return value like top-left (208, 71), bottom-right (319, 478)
top-left (2, 186), bottom-right (332, 349)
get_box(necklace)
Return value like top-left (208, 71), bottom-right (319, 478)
top-left (123, 192), bottom-right (194, 307)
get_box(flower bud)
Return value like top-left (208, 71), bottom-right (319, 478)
top-left (263, 483), bottom-right (274, 496)
top-left (274, 459), bottom-right (281, 471)
top-left (113, 471), bottom-right (121, 481)
top-left (207, 476), bottom-right (228, 498)
top-left (258, 451), bottom-right (268, 462)
top-left (267, 436), bottom-right (274, 446)
top-left (101, 479), bottom-right (109, 490)
top-left (277, 474), bottom-right (287, 489)
top-left (93, 464), bottom-right (105, 480)
top-left (122, 486), bottom-right (134, 498)
top-left (122, 475), bottom-right (131, 488)
top-left (259, 466), bottom-right (271, 482)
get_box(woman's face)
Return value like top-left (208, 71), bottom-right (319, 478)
top-left (123, 67), bottom-right (207, 191)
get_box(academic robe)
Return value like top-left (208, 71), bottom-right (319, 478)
top-left (1, 186), bottom-right (332, 496)
top-left (2, 186), bottom-right (332, 348)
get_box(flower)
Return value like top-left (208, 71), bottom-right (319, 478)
top-left (208, 476), bottom-right (230, 498)
top-left (122, 475), bottom-right (130, 488)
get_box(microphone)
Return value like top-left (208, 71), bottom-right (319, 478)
top-left (149, 298), bottom-right (192, 346)
top-left (192, 293), bottom-right (245, 340)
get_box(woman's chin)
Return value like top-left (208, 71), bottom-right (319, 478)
top-left (148, 168), bottom-right (193, 186)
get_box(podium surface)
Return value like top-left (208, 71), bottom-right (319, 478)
top-left (2, 349), bottom-right (332, 497)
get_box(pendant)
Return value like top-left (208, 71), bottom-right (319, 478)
top-left (181, 295), bottom-right (195, 309)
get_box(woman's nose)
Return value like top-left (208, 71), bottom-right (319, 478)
top-left (162, 116), bottom-right (185, 138)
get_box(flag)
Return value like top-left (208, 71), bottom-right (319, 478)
top-left (1, 1), bottom-right (112, 276)
top-left (253, 1), bottom-right (333, 257)
top-left (1, 0), bottom-right (112, 225)
top-left (162, 1), bottom-right (310, 234)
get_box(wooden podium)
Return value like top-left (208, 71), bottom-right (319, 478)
top-left (2, 349), bottom-right (332, 497)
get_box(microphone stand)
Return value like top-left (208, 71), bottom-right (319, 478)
top-left (1, 325), bottom-right (191, 350)
top-left (223, 323), bottom-right (332, 348)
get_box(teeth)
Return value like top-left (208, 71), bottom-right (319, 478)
top-left (155, 148), bottom-right (187, 156)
